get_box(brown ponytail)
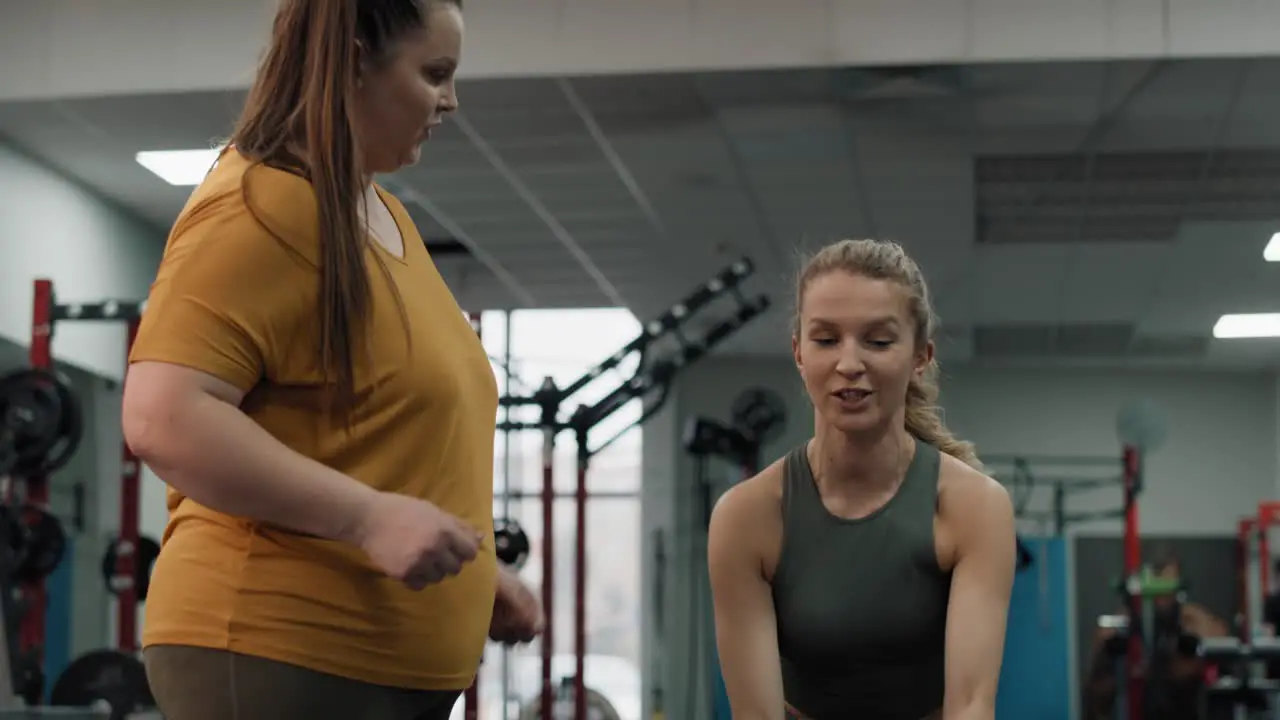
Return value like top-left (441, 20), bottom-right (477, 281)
top-left (905, 361), bottom-right (980, 469)
top-left (794, 239), bottom-right (982, 469)
top-left (226, 0), bottom-right (450, 415)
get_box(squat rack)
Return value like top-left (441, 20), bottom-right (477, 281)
top-left (27, 280), bottom-right (146, 672)
top-left (986, 446), bottom-right (1146, 719)
top-left (498, 258), bottom-right (769, 720)
top-left (1234, 500), bottom-right (1280, 639)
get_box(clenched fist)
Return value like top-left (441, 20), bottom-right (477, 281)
top-left (350, 491), bottom-right (483, 590)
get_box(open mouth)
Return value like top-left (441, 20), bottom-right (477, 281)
top-left (833, 388), bottom-right (872, 402)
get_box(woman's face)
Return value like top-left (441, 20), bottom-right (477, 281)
top-left (792, 271), bottom-right (932, 436)
top-left (355, 3), bottom-right (463, 174)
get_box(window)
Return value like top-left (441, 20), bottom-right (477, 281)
top-left (457, 308), bottom-right (644, 720)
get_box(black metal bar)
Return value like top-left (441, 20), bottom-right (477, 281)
top-left (498, 257), bottom-right (758, 411)
top-left (571, 297), bottom-right (770, 434)
top-left (983, 454), bottom-right (1123, 469)
top-left (572, 427), bottom-right (589, 720)
top-left (494, 490), bottom-right (640, 501)
top-left (52, 301), bottom-right (144, 322)
top-left (1053, 483), bottom-right (1065, 536)
top-left (71, 483), bottom-right (84, 533)
top-left (585, 381), bottom-right (672, 457)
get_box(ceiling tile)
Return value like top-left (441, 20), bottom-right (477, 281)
top-left (4, 60), bottom-right (1279, 368)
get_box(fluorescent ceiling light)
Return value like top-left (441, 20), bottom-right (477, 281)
top-left (135, 147), bottom-right (222, 186)
top-left (1213, 313), bottom-right (1280, 339)
top-left (1266, 232), bottom-right (1280, 262)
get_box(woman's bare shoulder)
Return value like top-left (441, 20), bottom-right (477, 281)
top-left (709, 455), bottom-right (789, 577)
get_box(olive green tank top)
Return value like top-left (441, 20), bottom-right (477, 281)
top-left (772, 440), bottom-right (951, 719)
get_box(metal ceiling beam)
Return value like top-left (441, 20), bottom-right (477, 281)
top-left (386, 181), bottom-right (539, 307)
top-left (1012, 60), bottom-right (1169, 225)
top-left (556, 78), bottom-right (671, 243)
top-left (453, 112), bottom-right (627, 308)
top-left (694, 82), bottom-right (789, 271)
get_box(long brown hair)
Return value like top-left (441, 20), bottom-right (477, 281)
top-left (793, 239), bottom-right (982, 469)
top-left (227, 0), bottom-right (458, 412)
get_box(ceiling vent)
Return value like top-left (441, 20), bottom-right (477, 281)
top-left (975, 149), bottom-right (1280, 244)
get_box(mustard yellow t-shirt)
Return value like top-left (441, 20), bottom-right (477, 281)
top-left (130, 149), bottom-right (498, 690)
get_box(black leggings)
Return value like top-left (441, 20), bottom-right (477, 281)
top-left (143, 645), bottom-right (462, 720)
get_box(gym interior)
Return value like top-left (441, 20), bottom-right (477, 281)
top-left (4, 2), bottom-right (1280, 719)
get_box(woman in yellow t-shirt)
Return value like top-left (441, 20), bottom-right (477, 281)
top-left (121, 2), bottom-right (541, 718)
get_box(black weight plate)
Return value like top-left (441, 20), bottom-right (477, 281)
top-left (102, 535), bottom-right (161, 601)
top-left (51, 649), bottom-right (153, 720)
top-left (15, 506), bottom-right (66, 583)
top-left (0, 505), bottom-right (27, 566)
top-left (0, 369), bottom-right (63, 473)
top-left (493, 518), bottom-right (530, 569)
top-left (0, 368), bottom-right (82, 476)
top-left (41, 370), bottom-right (83, 475)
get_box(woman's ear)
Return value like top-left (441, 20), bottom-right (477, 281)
top-left (915, 340), bottom-right (935, 376)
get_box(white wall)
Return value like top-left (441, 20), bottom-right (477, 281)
top-left (0, 142), bottom-right (163, 381)
top-left (0, 141), bottom-right (167, 655)
top-left (642, 357), bottom-right (1280, 719)
top-left (942, 366), bottom-right (1278, 537)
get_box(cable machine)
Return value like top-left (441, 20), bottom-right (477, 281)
top-left (501, 258), bottom-right (770, 720)
top-left (682, 387), bottom-right (787, 529)
top-left (682, 387), bottom-right (787, 720)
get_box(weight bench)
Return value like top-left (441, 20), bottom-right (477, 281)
top-left (1200, 637), bottom-right (1280, 720)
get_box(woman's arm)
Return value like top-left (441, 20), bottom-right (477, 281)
top-left (123, 188), bottom-right (385, 545)
top-left (123, 361), bottom-right (378, 543)
top-left (940, 472), bottom-right (1017, 720)
top-left (707, 481), bottom-right (786, 720)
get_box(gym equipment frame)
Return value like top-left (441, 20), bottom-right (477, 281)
top-left (1236, 500), bottom-right (1280, 640)
top-left (498, 258), bottom-right (769, 720)
top-left (27, 280), bottom-right (146, 673)
top-left (989, 446), bottom-right (1148, 719)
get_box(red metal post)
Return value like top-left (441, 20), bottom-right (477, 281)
top-left (573, 439), bottom-right (588, 720)
top-left (20, 280), bottom-right (55, 686)
top-left (540, 427), bottom-right (556, 720)
top-left (1238, 518), bottom-right (1257, 640)
top-left (116, 317), bottom-right (142, 652)
top-left (1259, 502), bottom-right (1280, 598)
top-left (1122, 445), bottom-right (1142, 720)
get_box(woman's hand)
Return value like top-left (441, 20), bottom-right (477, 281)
top-left (489, 568), bottom-right (543, 645)
top-left (352, 491), bottom-right (483, 590)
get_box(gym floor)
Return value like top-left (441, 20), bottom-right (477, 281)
top-left (3, 4), bottom-right (1280, 719)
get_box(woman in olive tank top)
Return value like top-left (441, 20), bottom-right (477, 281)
top-left (707, 239), bottom-right (1017, 719)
